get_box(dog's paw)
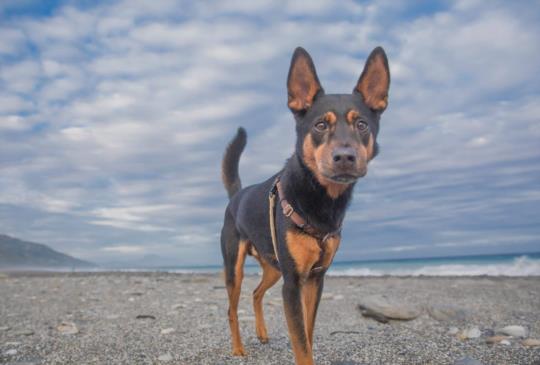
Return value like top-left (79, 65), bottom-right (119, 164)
top-left (232, 347), bottom-right (247, 356)
top-left (258, 336), bottom-right (269, 344)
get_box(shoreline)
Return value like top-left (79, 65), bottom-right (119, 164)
top-left (1, 272), bottom-right (539, 364)
top-left (2, 269), bottom-right (540, 279)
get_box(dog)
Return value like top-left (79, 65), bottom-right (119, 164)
top-left (220, 46), bottom-right (390, 365)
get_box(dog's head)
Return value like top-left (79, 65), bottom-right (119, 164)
top-left (287, 47), bottom-right (390, 198)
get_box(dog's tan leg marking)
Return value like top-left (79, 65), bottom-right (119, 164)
top-left (304, 236), bottom-right (340, 346)
top-left (283, 230), bottom-right (323, 364)
top-left (252, 255), bottom-right (281, 343)
top-left (302, 278), bottom-right (319, 348)
top-left (226, 240), bottom-right (248, 356)
top-left (283, 297), bottom-right (315, 365)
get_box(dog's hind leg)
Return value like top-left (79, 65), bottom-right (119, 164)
top-left (221, 211), bottom-right (248, 356)
top-left (252, 254), bottom-right (281, 343)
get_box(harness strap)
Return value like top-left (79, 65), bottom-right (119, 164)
top-left (268, 184), bottom-right (280, 264)
top-left (268, 176), bottom-right (341, 270)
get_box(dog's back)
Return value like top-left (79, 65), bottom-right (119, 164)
top-left (221, 129), bottom-right (278, 270)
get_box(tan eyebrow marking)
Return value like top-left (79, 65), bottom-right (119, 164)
top-left (346, 109), bottom-right (360, 124)
top-left (324, 111), bottom-right (337, 125)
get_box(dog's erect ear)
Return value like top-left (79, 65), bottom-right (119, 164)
top-left (354, 47), bottom-right (390, 112)
top-left (287, 47), bottom-right (324, 114)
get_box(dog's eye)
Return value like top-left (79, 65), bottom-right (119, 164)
top-left (314, 121), bottom-right (328, 132)
top-left (356, 120), bottom-right (369, 132)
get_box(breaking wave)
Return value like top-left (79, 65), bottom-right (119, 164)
top-left (327, 256), bottom-right (540, 277)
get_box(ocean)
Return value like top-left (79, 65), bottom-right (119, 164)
top-left (152, 252), bottom-right (540, 276)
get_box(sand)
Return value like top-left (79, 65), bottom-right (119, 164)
top-left (0, 272), bottom-right (539, 364)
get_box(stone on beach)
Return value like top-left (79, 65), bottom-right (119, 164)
top-left (458, 327), bottom-right (481, 340)
top-left (485, 335), bottom-right (510, 344)
top-left (5, 341), bottom-right (21, 346)
top-left (160, 328), bottom-right (175, 335)
top-left (357, 295), bottom-right (421, 322)
top-left (5, 348), bottom-right (18, 356)
top-left (57, 321), bottom-right (79, 335)
top-left (427, 304), bottom-right (469, 322)
top-left (158, 353), bottom-right (173, 362)
top-left (322, 292), bottom-right (335, 300)
top-left (14, 329), bottom-right (34, 336)
top-left (495, 325), bottom-right (528, 338)
top-left (135, 314), bottom-right (156, 320)
top-left (521, 338), bottom-right (540, 347)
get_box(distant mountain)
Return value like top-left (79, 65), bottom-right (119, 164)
top-left (0, 234), bottom-right (95, 269)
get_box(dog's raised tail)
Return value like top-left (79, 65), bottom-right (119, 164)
top-left (222, 127), bottom-right (247, 199)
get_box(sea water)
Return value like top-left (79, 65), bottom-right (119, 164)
top-left (326, 252), bottom-right (540, 276)
top-left (160, 252), bottom-right (540, 276)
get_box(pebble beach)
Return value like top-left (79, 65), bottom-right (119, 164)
top-left (1, 272), bottom-right (539, 365)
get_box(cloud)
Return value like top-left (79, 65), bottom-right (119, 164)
top-left (0, 27), bottom-right (26, 55)
top-left (0, 115), bottom-right (27, 131)
top-left (0, 0), bottom-right (539, 264)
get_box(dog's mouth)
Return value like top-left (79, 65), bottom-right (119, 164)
top-left (323, 171), bottom-right (365, 184)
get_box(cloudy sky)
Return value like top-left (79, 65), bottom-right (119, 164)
top-left (1, 0), bottom-right (539, 266)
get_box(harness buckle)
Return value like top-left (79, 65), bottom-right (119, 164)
top-left (283, 203), bottom-right (294, 217)
top-left (269, 183), bottom-right (277, 198)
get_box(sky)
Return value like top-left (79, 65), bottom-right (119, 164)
top-left (0, 0), bottom-right (539, 266)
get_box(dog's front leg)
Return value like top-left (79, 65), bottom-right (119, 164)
top-left (283, 232), bottom-right (341, 364)
top-left (282, 230), bottom-right (322, 364)
top-left (305, 236), bottom-right (339, 346)
top-left (303, 274), bottom-right (324, 347)
top-left (283, 276), bottom-right (314, 365)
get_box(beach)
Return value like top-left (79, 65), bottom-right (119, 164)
top-left (0, 272), bottom-right (539, 365)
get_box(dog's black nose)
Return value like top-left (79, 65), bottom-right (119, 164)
top-left (332, 147), bottom-right (356, 168)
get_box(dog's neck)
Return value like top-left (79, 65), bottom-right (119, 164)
top-left (280, 154), bottom-right (354, 233)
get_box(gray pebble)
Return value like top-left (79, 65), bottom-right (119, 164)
top-left (496, 325), bottom-right (528, 338)
top-left (5, 348), bottom-right (18, 356)
top-left (428, 304), bottom-right (469, 322)
top-left (14, 329), bottom-right (34, 336)
top-left (458, 327), bottom-right (481, 339)
top-left (160, 328), bottom-right (175, 335)
top-left (358, 295), bottom-right (421, 321)
top-left (522, 338), bottom-right (540, 347)
top-left (157, 353), bottom-right (173, 362)
top-left (4, 341), bottom-right (21, 346)
top-left (57, 321), bottom-right (79, 335)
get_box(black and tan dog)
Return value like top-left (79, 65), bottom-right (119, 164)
top-left (220, 46), bottom-right (390, 364)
